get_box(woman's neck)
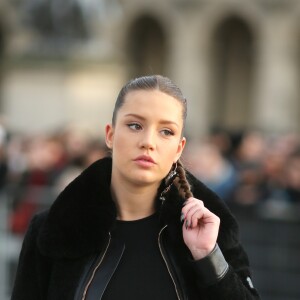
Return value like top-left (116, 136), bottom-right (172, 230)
top-left (110, 174), bottom-right (159, 221)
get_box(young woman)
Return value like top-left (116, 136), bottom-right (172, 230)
top-left (11, 75), bottom-right (260, 299)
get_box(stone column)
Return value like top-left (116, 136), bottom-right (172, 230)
top-left (168, 8), bottom-right (212, 138)
top-left (252, 11), bottom-right (299, 133)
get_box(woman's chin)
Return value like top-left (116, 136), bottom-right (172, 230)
top-left (129, 172), bottom-right (161, 187)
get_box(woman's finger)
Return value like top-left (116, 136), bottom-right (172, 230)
top-left (182, 197), bottom-right (204, 216)
top-left (184, 205), bottom-right (204, 227)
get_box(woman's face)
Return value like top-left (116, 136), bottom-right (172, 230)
top-left (106, 89), bottom-right (186, 187)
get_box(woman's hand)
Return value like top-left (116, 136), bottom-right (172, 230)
top-left (181, 197), bottom-right (220, 260)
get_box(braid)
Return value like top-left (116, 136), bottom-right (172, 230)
top-left (174, 159), bottom-right (193, 200)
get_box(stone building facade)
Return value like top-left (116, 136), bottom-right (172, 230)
top-left (0, 0), bottom-right (299, 137)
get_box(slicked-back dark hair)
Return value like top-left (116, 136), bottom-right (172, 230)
top-left (112, 75), bottom-right (187, 128)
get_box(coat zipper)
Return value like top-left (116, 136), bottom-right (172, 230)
top-left (81, 232), bottom-right (111, 300)
top-left (158, 225), bottom-right (181, 300)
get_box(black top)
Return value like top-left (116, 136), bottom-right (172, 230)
top-left (102, 213), bottom-right (178, 300)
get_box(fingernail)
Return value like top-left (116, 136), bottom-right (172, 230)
top-left (180, 213), bottom-right (185, 223)
top-left (185, 220), bottom-right (189, 229)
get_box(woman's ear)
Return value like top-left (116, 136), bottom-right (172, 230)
top-left (105, 124), bottom-right (114, 149)
top-left (175, 137), bottom-right (186, 162)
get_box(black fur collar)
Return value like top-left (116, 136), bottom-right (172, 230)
top-left (37, 157), bottom-right (237, 259)
top-left (37, 157), bottom-right (184, 258)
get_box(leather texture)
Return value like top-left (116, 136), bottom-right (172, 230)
top-left (192, 244), bottom-right (229, 286)
top-left (84, 238), bottom-right (125, 300)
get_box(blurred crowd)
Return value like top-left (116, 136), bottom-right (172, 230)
top-left (183, 128), bottom-right (300, 220)
top-left (0, 124), bottom-right (108, 235)
top-left (0, 123), bottom-right (299, 236)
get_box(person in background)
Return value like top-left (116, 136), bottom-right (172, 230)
top-left (183, 141), bottom-right (238, 202)
top-left (11, 75), bottom-right (260, 299)
top-left (283, 148), bottom-right (300, 203)
top-left (230, 131), bottom-right (267, 206)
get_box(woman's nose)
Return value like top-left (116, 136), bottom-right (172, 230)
top-left (139, 130), bottom-right (156, 150)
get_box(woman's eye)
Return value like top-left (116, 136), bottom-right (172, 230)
top-left (161, 129), bottom-right (174, 136)
top-left (127, 123), bottom-right (142, 131)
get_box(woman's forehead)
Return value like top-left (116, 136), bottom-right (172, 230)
top-left (120, 89), bottom-right (183, 120)
top-left (123, 89), bottom-right (182, 109)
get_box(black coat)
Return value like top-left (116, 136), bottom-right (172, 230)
top-left (11, 157), bottom-right (260, 299)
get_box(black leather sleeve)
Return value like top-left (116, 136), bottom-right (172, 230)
top-left (191, 244), bottom-right (229, 286)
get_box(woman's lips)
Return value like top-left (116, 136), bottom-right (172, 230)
top-left (134, 155), bottom-right (156, 167)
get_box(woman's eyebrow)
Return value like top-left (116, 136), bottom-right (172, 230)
top-left (124, 113), bottom-right (179, 128)
top-left (124, 113), bottom-right (146, 120)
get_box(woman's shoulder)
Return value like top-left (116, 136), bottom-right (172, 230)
top-left (31, 209), bottom-right (49, 226)
top-left (17, 209), bottom-right (50, 257)
top-left (25, 210), bottom-right (50, 238)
